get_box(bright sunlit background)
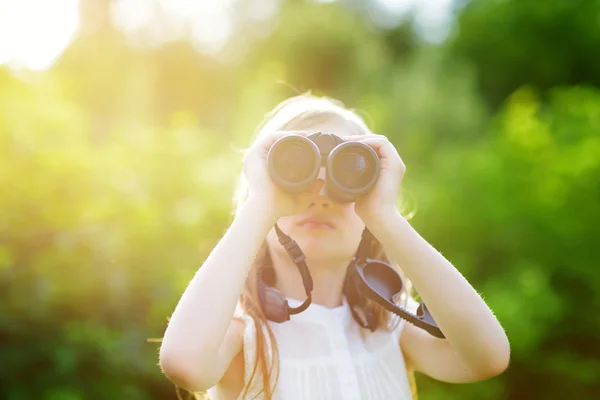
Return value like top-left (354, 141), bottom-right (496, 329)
top-left (0, 0), bottom-right (79, 70)
top-left (0, 0), bottom-right (455, 70)
top-left (1, 0), bottom-right (599, 399)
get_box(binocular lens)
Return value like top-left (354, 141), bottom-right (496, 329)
top-left (330, 148), bottom-right (377, 190)
top-left (268, 133), bottom-right (381, 201)
top-left (271, 143), bottom-right (316, 183)
top-left (268, 136), bottom-right (321, 191)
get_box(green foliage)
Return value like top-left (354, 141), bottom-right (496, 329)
top-left (410, 85), bottom-right (600, 399)
top-left (0, 70), bottom-right (239, 399)
top-left (451, 0), bottom-right (600, 108)
top-left (1, 0), bottom-right (599, 399)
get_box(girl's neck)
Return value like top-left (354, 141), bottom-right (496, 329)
top-left (269, 250), bottom-right (351, 309)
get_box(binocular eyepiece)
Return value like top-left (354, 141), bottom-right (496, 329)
top-left (267, 132), bottom-right (380, 203)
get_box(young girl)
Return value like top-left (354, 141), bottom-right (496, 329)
top-left (159, 95), bottom-right (510, 399)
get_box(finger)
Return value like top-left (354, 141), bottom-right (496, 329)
top-left (357, 137), bottom-right (398, 158)
top-left (344, 134), bottom-right (386, 141)
top-left (353, 138), bottom-right (405, 171)
top-left (258, 130), bottom-right (309, 154)
top-left (259, 130), bottom-right (294, 147)
top-left (279, 130), bottom-right (310, 136)
top-left (345, 135), bottom-right (394, 154)
top-left (248, 133), bottom-right (294, 163)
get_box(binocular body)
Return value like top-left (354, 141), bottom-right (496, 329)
top-left (267, 132), bottom-right (381, 203)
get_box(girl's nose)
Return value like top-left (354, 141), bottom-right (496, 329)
top-left (316, 168), bottom-right (328, 196)
top-left (309, 179), bottom-right (332, 209)
top-left (318, 179), bottom-right (328, 197)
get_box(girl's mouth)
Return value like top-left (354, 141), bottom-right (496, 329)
top-left (296, 216), bottom-right (336, 230)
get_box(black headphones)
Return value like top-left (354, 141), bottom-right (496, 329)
top-left (257, 224), bottom-right (445, 338)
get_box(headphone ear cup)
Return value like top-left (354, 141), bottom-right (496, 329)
top-left (258, 277), bottom-right (290, 323)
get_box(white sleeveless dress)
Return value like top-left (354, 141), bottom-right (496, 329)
top-left (209, 295), bottom-right (420, 400)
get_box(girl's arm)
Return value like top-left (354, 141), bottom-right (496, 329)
top-left (159, 130), bottom-right (316, 392)
top-left (159, 197), bottom-right (275, 392)
top-left (345, 133), bottom-right (510, 382)
top-left (366, 210), bottom-right (511, 382)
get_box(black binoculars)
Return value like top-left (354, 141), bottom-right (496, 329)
top-left (267, 132), bottom-right (381, 203)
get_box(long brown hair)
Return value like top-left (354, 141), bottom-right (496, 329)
top-left (230, 94), bottom-right (419, 399)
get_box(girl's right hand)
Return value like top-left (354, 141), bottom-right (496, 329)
top-left (243, 131), bottom-right (322, 222)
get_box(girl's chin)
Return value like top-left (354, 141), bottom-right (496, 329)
top-left (293, 227), bottom-right (337, 238)
top-left (294, 239), bottom-right (344, 257)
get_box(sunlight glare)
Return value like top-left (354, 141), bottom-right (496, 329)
top-left (111, 0), bottom-right (237, 54)
top-left (0, 0), bottom-right (79, 71)
top-left (110, 0), bottom-right (154, 33)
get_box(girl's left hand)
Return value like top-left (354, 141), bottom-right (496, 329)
top-left (344, 134), bottom-right (406, 222)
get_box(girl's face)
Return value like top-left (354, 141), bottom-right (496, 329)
top-left (265, 118), bottom-right (366, 265)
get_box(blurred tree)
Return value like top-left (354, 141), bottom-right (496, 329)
top-left (451, 0), bottom-right (600, 108)
top-left (0, 65), bottom-right (239, 399)
top-left (411, 85), bottom-right (600, 399)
